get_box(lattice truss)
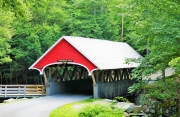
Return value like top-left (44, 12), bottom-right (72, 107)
top-left (44, 64), bottom-right (89, 82)
top-left (44, 64), bottom-right (133, 83)
top-left (93, 68), bottom-right (133, 83)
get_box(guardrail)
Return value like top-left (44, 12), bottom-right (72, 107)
top-left (0, 85), bottom-right (46, 98)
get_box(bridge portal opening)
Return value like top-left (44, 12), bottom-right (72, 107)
top-left (44, 64), bottom-right (93, 95)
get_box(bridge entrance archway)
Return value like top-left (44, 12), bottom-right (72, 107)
top-left (44, 64), bottom-right (93, 96)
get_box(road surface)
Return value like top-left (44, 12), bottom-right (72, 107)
top-left (0, 94), bottom-right (92, 117)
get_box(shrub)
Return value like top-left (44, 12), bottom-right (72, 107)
top-left (114, 96), bottom-right (129, 102)
top-left (79, 103), bottom-right (125, 117)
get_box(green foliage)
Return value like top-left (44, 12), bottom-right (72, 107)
top-left (4, 0), bottom-right (68, 83)
top-left (50, 98), bottom-right (125, 117)
top-left (142, 78), bottom-right (179, 103)
top-left (1, 0), bottom-right (31, 19)
top-left (0, 0), bottom-right (179, 87)
top-left (79, 103), bottom-right (124, 117)
top-left (126, 0), bottom-right (180, 94)
top-left (64, 0), bottom-right (123, 41)
top-left (0, 0), bottom-right (130, 84)
top-left (169, 57), bottom-right (180, 74)
top-left (0, 8), bottom-right (14, 64)
top-left (114, 96), bottom-right (129, 102)
top-left (49, 99), bottom-right (99, 117)
top-left (141, 79), bottom-right (179, 116)
top-left (128, 82), bottom-right (144, 94)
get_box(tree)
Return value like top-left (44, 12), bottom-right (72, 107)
top-left (0, 2), bottom-right (14, 64)
top-left (125, 0), bottom-right (180, 94)
top-left (9, 0), bottom-right (68, 84)
top-left (63, 0), bottom-right (125, 41)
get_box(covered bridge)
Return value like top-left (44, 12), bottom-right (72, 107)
top-left (29, 36), bottom-right (142, 98)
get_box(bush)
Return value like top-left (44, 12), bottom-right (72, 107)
top-left (114, 96), bottom-right (129, 102)
top-left (142, 78), bottom-right (179, 102)
top-left (79, 103), bottom-right (125, 117)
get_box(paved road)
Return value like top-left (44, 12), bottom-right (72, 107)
top-left (0, 94), bottom-right (92, 117)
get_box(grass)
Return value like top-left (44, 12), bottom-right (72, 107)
top-left (49, 98), bottom-right (101, 117)
top-left (49, 98), bottom-right (125, 117)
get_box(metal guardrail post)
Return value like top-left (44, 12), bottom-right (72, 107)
top-left (24, 86), bottom-right (26, 98)
top-left (42, 86), bottom-right (45, 96)
top-left (5, 85), bottom-right (7, 98)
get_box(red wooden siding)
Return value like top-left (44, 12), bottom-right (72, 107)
top-left (33, 39), bottom-right (97, 73)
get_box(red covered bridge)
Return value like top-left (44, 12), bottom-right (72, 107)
top-left (29, 36), bottom-right (142, 98)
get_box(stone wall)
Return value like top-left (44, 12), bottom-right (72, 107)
top-left (125, 98), bottom-right (178, 117)
top-left (142, 99), bottom-right (178, 117)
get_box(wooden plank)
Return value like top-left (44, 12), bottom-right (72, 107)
top-left (0, 85), bottom-right (44, 87)
top-left (26, 86), bottom-right (44, 88)
top-left (60, 63), bottom-right (68, 81)
top-left (101, 70), bottom-right (105, 82)
top-left (110, 70), bottom-right (114, 81)
top-left (95, 70), bottom-right (99, 83)
top-left (106, 70), bottom-right (111, 82)
top-left (26, 92), bottom-right (44, 94)
top-left (120, 69), bottom-right (124, 80)
top-left (43, 70), bottom-right (48, 83)
top-left (0, 88), bottom-right (6, 90)
top-left (65, 66), bottom-right (72, 81)
top-left (91, 72), bottom-right (96, 84)
top-left (26, 94), bottom-right (46, 96)
top-left (4, 91), bottom-right (25, 94)
top-left (0, 94), bottom-right (24, 96)
top-left (56, 69), bottom-right (63, 82)
top-left (5, 88), bottom-right (25, 90)
top-left (79, 67), bottom-right (85, 80)
top-left (0, 94), bottom-right (45, 96)
top-left (97, 70), bottom-right (101, 83)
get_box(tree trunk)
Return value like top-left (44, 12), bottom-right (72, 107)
top-left (162, 69), bottom-right (166, 87)
top-left (176, 77), bottom-right (180, 114)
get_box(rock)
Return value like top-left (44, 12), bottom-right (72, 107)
top-left (151, 100), bottom-right (157, 105)
top-left (147, 114), bottom-right (152, 117)
top-left (144, 107), bottom-right (149, 113)
top-left (149, 109), bottom-right (155, 113)
top-left (165, 109), bottom-right (169, 114)
top-left (142, 105), bottom-right (148, 110)
top-left (104, 99), bottom-right (112, 102)
top-left (135, 94), bottom-right (144, 105)
top-left (142, 105), bottom-right (149, 113)
top-left (126, 105), bottom-right (134, 113)
top-left (3, 98), bottom-right (15, 103)
top-left (133, 105), bottom-right (142, 113)
top-left (115, 102), bottom-right (134, 110)
top-left (124, 112), bottom-right (129, 117)
top-left (142, 114), bottom-right (148, 117)
top-left (17, 98), bottom-right (28, 101)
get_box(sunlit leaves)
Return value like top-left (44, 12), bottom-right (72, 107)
top-left (126, 0), bottom-right (180, 93)
top-left (0, 9), bottom-right (14, 64)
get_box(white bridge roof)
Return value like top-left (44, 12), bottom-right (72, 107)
top-left (63, 36), bottom-right (142, 70)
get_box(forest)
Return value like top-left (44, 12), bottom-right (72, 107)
top-left (0, 0), bottom-right (180, 88)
